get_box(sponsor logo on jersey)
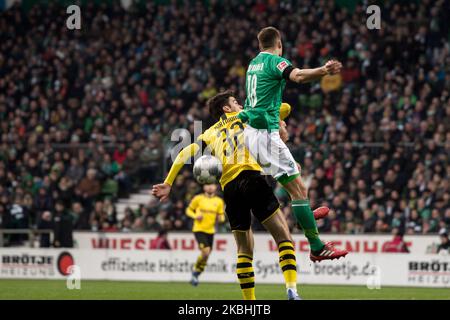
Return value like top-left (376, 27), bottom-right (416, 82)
top-left (277, 61), bottom-right (288, 72)
top-left (248, 63), bottom-right (264, 72)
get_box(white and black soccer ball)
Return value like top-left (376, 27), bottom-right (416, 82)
top-left (193, 155), bottom-right (223, 185)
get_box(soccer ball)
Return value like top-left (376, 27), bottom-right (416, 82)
top-left (193, 155), bottom-right (222, 184)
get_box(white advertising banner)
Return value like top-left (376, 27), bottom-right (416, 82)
top-left (1, 248), bottom-right (449, 288)
top-left (73, 232), bottom-right (440, 255)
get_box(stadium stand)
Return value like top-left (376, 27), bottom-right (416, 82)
top-left (0, 0), bottom-right (449, 246)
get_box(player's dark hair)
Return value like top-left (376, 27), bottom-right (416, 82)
top-left (207, 90), bottom-right (234, 121)
top-left (257, 26), bottom-right (281, 50)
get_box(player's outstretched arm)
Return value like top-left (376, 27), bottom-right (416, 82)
top-left (151, 142), bottom-right (201, 202)
top-left (289, 60), bottom-right (342, 84)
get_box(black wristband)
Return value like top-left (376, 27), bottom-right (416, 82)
top-left (282, 66), bottom-right (294, 80)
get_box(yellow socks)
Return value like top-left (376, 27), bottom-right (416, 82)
top-left (236, 253), bottom-right (255, 300)
top-left (278, 240), bottom-right (298, 292)
top-left (193, 254), bottom-right (207, 275)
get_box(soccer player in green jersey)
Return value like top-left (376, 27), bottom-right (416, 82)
top-left (238, 26), bottom-right (348, 262)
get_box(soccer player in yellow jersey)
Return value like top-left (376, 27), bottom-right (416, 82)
top-left (185, 183), bottom-right (225, 286)
top-left (152, 91), bottom-right (327, 300)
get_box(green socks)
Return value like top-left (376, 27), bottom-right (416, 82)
top-left (291, 199), bottom-right (324, 252)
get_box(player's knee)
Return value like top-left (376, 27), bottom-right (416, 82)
top-left (286, 180), bottom-right (307, 200)
top-left (297, 185), bottom-right (308, 199)
top-left (202, 247), bottom-right (211, 258)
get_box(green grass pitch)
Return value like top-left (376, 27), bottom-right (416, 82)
top-left (0, 280), bottom-right (449, 300)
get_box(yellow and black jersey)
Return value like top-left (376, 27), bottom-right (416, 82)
top-left (198, 112), bottom-right (261, 188)
top-left (186, 194), bottom-right (225, 234)
top-left (164, 111), bottom-right (261, 189)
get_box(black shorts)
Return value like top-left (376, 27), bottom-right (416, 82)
top-left (194, 232), bottom-right (214, 249)
top-left (223, 170), bottom-right (280, 231)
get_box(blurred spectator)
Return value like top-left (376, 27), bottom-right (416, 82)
top-left (8, 196), bottom-right (30, 245)
top-left (101, 221), bottom-right (119, 232)
top-left (78, 169), bottom-right (101, 200)
top-left (67, 158), bottom-right (85, 184)
top-left (132, 217), bottom-right (145, 232)
top-left (151, 230), bottom-right (171, 250)
top-left (0, 204), bottom-right (6, 228)
top-left (0, 0), bottom-right (448, 236)
top-left (382, 229), bottom-right (410, 253)
top-left (70, 201), bottom-right (90, 230)
top-left (53, 200), bottom-right (74, 248)
top-left (437, 231), bottom-right (450, 255)
top-left (145, 216), bottom-right (161, 231)
top-left (121, 218), bottom-right (132, 232)
top-left (37, 211), bottom-right (53, 248)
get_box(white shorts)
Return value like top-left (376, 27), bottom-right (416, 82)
top-left (243, 125), bottom-right (299, 180)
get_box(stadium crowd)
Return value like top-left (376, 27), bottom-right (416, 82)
top-left (0, 0), bottom-right (449, 246)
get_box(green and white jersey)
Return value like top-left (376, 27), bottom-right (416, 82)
top-left (239, 52), bottom-right (292, 130)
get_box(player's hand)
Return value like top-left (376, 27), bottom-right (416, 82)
top-left (324, 60), bottom-right (342, 75)
top-left (196, 214), bottom-right (204, 222)
top-left (279, 120), bottom-right (289, 142)
top-left (151, 183), bottom-right (171, 202)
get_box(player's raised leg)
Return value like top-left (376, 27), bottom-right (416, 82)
top-left (245, 126), bottom-right (347, 262)
top-left (282, 174), bottom-right (323, 250)
top-left (282, 175), bottom-right (348, 262)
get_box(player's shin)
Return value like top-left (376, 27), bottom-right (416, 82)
top-left (193, 254), bottom-right (208, 276)
top-left (278, 240), bottom-right (297, 292)
top-left (236, 254), bottom-right (255, 300)
top-left (279, 176), bottom-right (325, 252)
top-left (291, 199), bottom-right (324, 252)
